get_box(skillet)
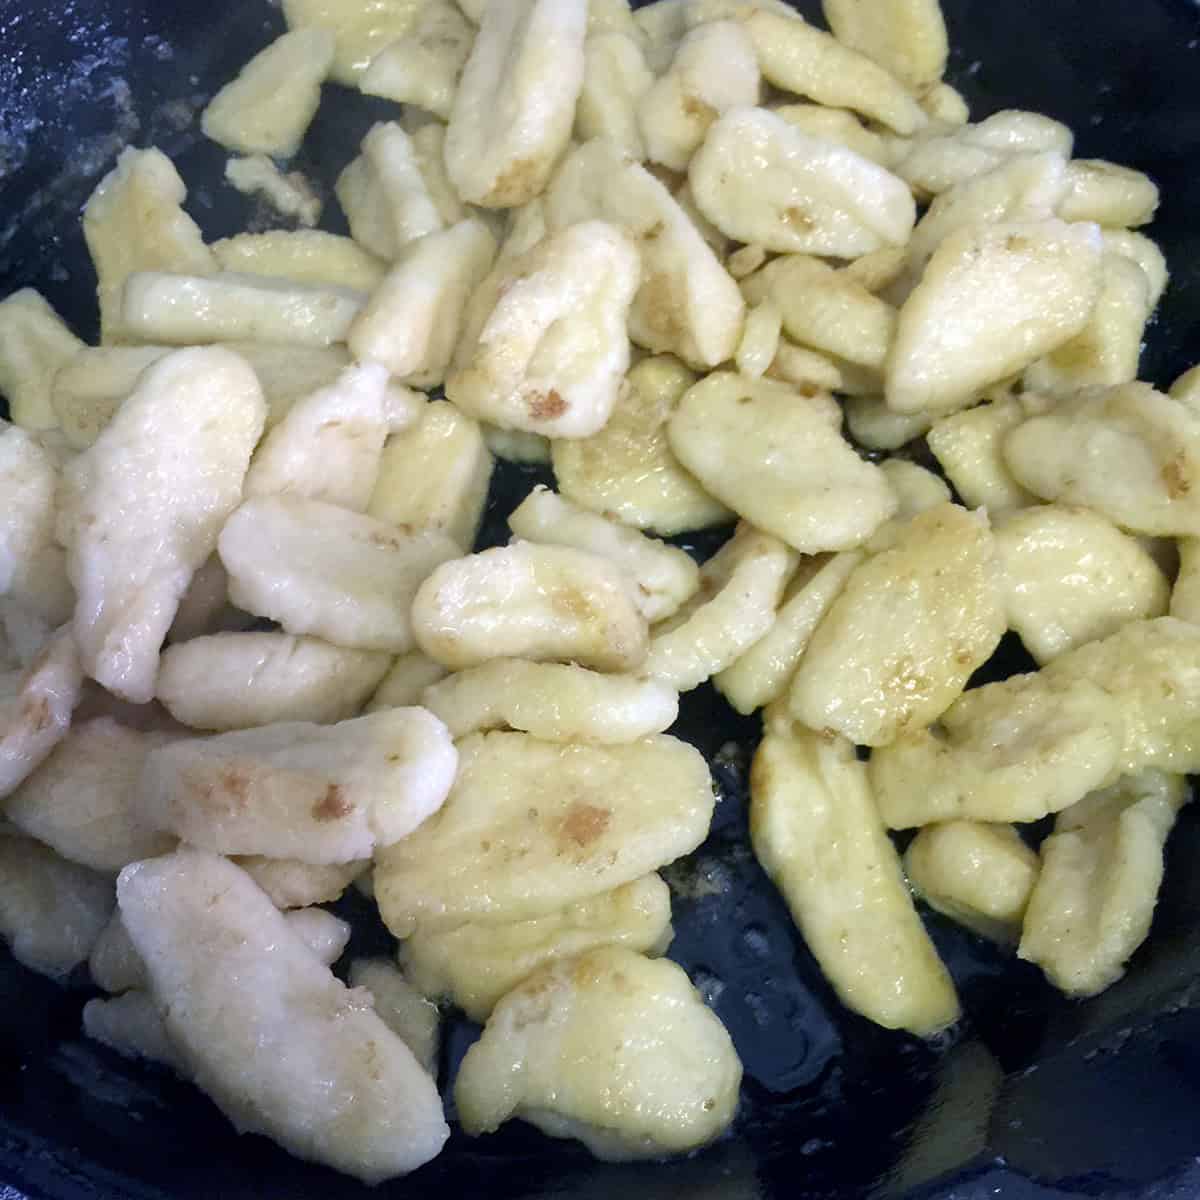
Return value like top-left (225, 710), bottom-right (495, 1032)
top-left (3, 1), bottom-right (1200, 1196)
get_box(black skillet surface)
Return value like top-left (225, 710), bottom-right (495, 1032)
top-left (4, 2), bottom-right (1200, 1197)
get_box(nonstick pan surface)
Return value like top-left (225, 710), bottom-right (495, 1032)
top-left (4, 2), bottom-right (1200, 1197)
